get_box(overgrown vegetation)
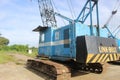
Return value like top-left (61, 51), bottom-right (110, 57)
top-left (0, 44), bottom-right (38, 57)
top-left (0, 37), bottom-right (9, 46)
top-left (0, 44), bottom-right (38, 64)
top-left (0, 52), bottom-right (15, 64)
top-left (0, 35), bottom-right (38, 64)
top-left (0, 45), bottom-right (28, 52)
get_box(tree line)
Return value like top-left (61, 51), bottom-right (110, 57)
top-left (0, 36), bottom-right (37, 52)
top-left (0, 37), bottom-right (9, 46)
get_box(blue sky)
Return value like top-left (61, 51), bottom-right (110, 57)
top-left (0, 0), bottom-right (120, 47)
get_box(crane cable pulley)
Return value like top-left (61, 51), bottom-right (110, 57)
top-left (102, 0), bottom-right (120, 28)
top-left (113, 0), bottom-right (120, 12)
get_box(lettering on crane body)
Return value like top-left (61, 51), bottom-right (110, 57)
top-left (99, 46), bottom-right (117, 53)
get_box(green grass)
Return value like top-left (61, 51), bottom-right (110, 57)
top-left (0, 52), bottom-right (15, 64)
top-left (0, 45), bottom-right (38, 64)
top-left (0, 49), bottom-right (38, 64)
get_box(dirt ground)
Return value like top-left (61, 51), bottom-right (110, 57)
top-left (0, 53), bottom-right (120, 80)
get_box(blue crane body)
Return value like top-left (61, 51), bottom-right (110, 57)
top-left (34, 22), bottom-right (118, 63)
top-left (117, 40), bottom-right (120, 49)
top-left (27, 1), bottom-right (120, 79)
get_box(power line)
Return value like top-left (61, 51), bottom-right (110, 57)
top-left (67, 0), bottom-right (75, 19)
top-left (69, 0), bottom-right (76, 18)
top-left (51, 0), bottom-right (66, 26)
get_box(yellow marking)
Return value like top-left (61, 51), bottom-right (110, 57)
top-left (113, 53), bottom-right (115, 61)
top-left (106, 56), bottom-right (110, 62)
top-left (104, 54), bottom-right (109, 62)
top-left (97, 54), bottom-right (104, 62)
top-left (116, 54), bottom-right (118, 59)
top-left (116, 53), bottom-right (119, 59)
top-left (118, 54), bottom-right (120, 59)
top-left (113, 53), bottom-right (119, 61)
top-left (102, 54), bottom-right (108, 62)
top-left (99, 54), bottom-right (106, 62)
top-left (114, 53), bottom-right (116, 60)
top-left (107, 54), bottom-right (111, 61)
top-left (86, 54), bottom-right (94, 63)
top-left (116, 53), bottom-right (118, 60)
top-left (110, 54), bottom-right (113, 61)
top-left (92, 54), bottom-right (100, 63)
top-left (86, 53), bottom-right (120, 63)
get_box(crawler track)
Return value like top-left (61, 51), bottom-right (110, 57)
top-left (27, 59), bottom-right (71, 80)
top-left (59, 60), bottom-right (103, 74)
top-left (108, 60), bottom-right (120, 65)
top-left (27, 59), bottom-right (104, 80)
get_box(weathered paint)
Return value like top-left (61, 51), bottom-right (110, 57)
top-left (37, 22), bottom-right (119, 63)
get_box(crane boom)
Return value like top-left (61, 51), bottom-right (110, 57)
top-left (102, 0), bottom-right (120, 39)
top-left (102, 10), bottom-right (117, 28)
top-left (38, 0), bottom-right (57, 27)
top-left (106, 25), bottom-right (120, 39)
top-left (114, 25), bottom-right (120, 36)
top-left (112, 25), bottom-right (120, 34)
top-left (102, 10), bottom-right (117, 38)
top-left (54, 12), bottom-right (73, 23)
top-left (75, 0), bottom-right (99, 36)
top-left (75, 0), bottom-right (98, 23)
